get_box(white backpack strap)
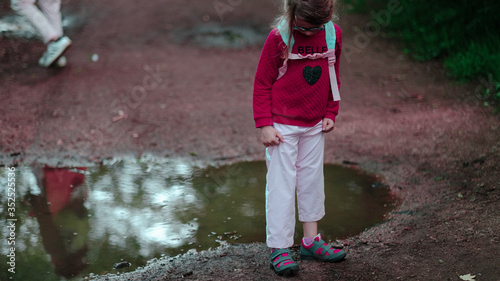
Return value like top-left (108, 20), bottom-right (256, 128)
top-left (328, 57), bottom-right (341, 101)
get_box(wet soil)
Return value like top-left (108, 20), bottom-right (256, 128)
top-left (1, 0), bottom-right (499, 280)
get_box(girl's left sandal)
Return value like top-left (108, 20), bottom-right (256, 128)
top-left (300, 233), bottom-right (346, 262)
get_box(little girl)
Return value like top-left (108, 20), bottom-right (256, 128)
top-left (253, 0), bottom-right (346, 276)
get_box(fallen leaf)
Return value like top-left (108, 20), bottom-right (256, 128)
top-left (112, 115), bottom-right (126, 122)
top-left (112, 110), bottom-right (127, 122)
top-left (459, 273), bottom-right (476, 281)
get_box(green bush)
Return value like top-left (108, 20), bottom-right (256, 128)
top-left (349, 0), bottom-right (500, 108)
top-left (445, 38), bottom-right (500, 82)
top-left (342, 0), bottom-right (386, 13)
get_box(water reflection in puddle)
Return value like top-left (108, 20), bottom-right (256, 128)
top-left (0, 159), bottom-right (394, 280)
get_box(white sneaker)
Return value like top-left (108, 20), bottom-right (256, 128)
top-left (38, 36), bottom-right (72, 68)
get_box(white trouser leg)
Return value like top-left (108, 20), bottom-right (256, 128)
top-left (38, 0), bottom-right (62, 37)
top-left (296, 121), bottom-right (325, 222)
top-left (265, 124), bottom-right (299, 248)
top-left (11, 0), bottom-right (62, 43)
top-left (265, 122), bottom-right (325, 248)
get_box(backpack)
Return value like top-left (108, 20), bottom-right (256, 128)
top-left (276, 19), bottom-right (341, 101)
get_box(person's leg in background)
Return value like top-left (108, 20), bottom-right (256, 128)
top-left (11, 0), bottom-right (61, 43)
top-left (11, 0), bottom-right (71, 67)
top-left (38, 0), bottom-right (63, 39)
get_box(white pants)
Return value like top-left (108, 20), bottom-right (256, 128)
top-left (11, 0), bottom-right (63, 43)
top-left (265, 121), bottom-right (325, 248)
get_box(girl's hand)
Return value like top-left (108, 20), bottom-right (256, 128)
top-left (260, 126), bottom-right (284, 147)
top-left (322, 118), bottom-right (335, 133)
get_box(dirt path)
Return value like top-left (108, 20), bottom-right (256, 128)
top-left (1, 0), bottom-right (499, 280)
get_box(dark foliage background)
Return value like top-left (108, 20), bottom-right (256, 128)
top-left (343, 0), bottom-right (500, 109)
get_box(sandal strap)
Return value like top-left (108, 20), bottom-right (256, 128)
top-left (312, 242), bottom-right (335, 256)
top-left (308, 235), bottom-right (337, 256)
top-left (270, 249), bottom-right (296, 267)
top-left (270, 248), bottom-right (291, 260)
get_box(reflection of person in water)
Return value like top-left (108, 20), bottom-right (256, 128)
top-left (29, 167), bottom-right (89, 279)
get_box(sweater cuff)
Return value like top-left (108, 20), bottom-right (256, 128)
top-left (324, 112), bottom-right (337, 123)
top-left (255, 117), bottom-right (273, 128)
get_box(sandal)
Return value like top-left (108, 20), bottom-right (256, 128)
top-left (270, 248), bottom-right (300, 276)
top-left (300, 233), bottom-right (346, 262)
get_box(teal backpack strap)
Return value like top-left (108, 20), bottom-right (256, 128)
top-left (277, 19), bottom-right (295, 49)
top-left (324, 21), bottom-right (336, 50)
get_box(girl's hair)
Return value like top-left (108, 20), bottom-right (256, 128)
top-left (274, 0), bottom-right (336, 57)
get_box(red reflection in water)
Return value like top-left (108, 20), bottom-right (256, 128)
top-left (29, 167), bottom-right (89, 279)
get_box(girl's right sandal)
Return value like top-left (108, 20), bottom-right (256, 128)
top-left (300, 233), bottom-right (346, 262)
top-left (270, 248), bottom-right (300, 277)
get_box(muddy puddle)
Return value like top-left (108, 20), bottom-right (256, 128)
top-left (171, 24), bottom-right (267, 48)
top-left (0, 158), bottom-right (394, 280)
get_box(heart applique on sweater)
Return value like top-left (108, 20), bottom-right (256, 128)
top-left (303, 66), bottom-right (322, 85)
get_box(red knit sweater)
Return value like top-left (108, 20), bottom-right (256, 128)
top-left (253, 24), bottom-right (342, 128)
